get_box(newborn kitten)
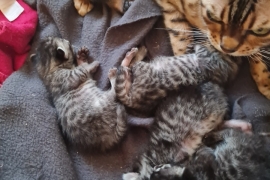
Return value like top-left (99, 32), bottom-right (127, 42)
top-left (151, 129), bottom-right (270, 180)
top-left (31, 37), bottom-right (127, 151)
top-left (115, 45), bottom-right (239, 116)
top-left (114, 46), bottom-right (250, 180)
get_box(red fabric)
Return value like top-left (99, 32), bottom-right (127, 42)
top-left (0, 0), bottom-right (37, 86)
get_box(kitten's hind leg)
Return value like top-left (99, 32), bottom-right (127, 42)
top-left (221, 119), bottom-right (252, 134)
top-left (108, 67), bottom-right (117, 96)
top-left (74, 0), bottom-right (93, 16)
top-left (129, 46), bottom-right (148, 66)
top-left (121, 48), bottom-right (138, 67)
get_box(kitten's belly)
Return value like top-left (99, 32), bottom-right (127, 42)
top-left (56, 83), bottom-right (116, 117)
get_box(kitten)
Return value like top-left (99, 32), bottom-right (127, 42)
top-left (154, 0), bottom-right (270, 99)
top-left (73, 0), bottom-right (133, 16)
top-left (151, 129), bottom-right (270, 180)
top-left (115, 45), bottom-right (239, 116)
top-left (113, 46), bottom-right (250, 180)
top-left (31, 37), bottom-right (128, 151)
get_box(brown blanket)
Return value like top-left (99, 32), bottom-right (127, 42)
top-left (1, 0), bottom-right (270, 179)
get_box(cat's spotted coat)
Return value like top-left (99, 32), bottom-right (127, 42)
top-left (154, 0), bottom-right (270, 99)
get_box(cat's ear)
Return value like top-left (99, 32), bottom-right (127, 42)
top-left (30, 53), bottom-right (37, 62)
top-left (56, 47), bottom-right (67, 60)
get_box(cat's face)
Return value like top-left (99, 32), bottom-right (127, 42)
top-left (200, 0), bottom-right (270, 56)
top-left (32, 37), bottom-right (76, 76)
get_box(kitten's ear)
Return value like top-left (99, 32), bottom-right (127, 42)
top-left (30, 53), bottom-right (37, 62)
top-left (56, 47), bottom-right (67, 60)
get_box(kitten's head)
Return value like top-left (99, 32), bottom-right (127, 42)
top-left (31, 37), bottom-right (76, 77)
top-left (200, 0), bottom-right (270, 56)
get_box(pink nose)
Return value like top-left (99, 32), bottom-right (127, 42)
top-left (220, 36), bottom-right (239, 54)
top-left (220, 45), bottom-right (236, 53)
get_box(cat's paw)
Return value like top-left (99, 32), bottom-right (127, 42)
top-left (108, 68), bottom-right (117, 79)
top-left (74, 0), bottom-right (93, 16)
top-left (77, 46), bottom-right (90, 65)
top-left (130, 46), bottom-right (148, 66)
top-left (153, 164), bottom-right (172, 172)
top-left (122, 172), bottom-right (140, 180)
top-left (121, 48), bottom-right (138, 67)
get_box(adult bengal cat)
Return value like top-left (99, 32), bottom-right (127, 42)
top-left (154, 0), bottom-right (270, 99)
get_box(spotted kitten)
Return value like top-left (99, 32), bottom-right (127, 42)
top-left (31, 37), bottom-right (127, 151)
top-left (151, 129), bottom-right (270, 180)
top-left (115, 45), bottom-right (238, 116)
top-left (114, 45), bottom-right (250, 180)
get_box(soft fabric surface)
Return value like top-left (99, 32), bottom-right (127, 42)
top-left (1, 0), bottom-right (270, 179)
top-left (0, 0), bottom-right (38, 86)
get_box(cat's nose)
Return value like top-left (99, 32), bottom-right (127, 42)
top-left (220, 36), bottom-right (239, 54)
top-left (220, 45), bottom-right (236, 53)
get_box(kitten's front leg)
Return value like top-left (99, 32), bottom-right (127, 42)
top-left (77, 47), bottom-right (100, 75)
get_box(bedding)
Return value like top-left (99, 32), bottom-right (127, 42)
top-left (1, 0), bottom-right (270, 179)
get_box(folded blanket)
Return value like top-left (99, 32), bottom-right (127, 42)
top-left (1, 0), bottom-right (270, 179)
top-left (0, 0), bottom-right (37, 86)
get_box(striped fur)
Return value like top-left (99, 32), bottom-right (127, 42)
top-left (154, 0), bottom-right (270, 99)
top-left (151, 129), bottom-right (270, 180)
top-left (120, 45), bottom-right (239, 180)
top-left (115, 45), bottom-right (238, 116)
top-left (32, 37), bottom-right (128, 151)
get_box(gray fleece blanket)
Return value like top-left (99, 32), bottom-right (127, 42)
top-left (1, 0), bottom-right (270, 179)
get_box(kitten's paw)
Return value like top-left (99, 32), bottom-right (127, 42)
top-left (153, 164), bottom-right (172, 172)
top-left (74, 0), bottom-right (93, 16)
top-left (108, 68), bottom-right (117, 79)
top-left (121, 48), bottom-right (138, 67)
top-left (222, 119), bottom-right (253, 134)
top-left (77, 46), bottom-right (90, 65)
top-left (130, 46), bottom-right (148, 66)
top-left (122, 172), bottom-right (140, 180)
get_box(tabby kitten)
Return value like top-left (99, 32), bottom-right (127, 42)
top-left (115, 44), bottom-right (238, 116)
top-left (154, 0), bottom-right (270, 99)
top-left (151, 129), bottom-right (270, 180)
top-left (115, 46), bottom-right (250, 180)
top-left (74, 0), bottom-right (133, 16)
top-left (31, 37), bottom-right (127, 151)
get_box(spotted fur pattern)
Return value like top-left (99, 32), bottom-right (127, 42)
top-left (115, 45), bottom-right (239, 116)
top-left (32, 37), bottom-right (127, 151)
top-left (73, 0), bottom-right (133, 16)
top-left (154, 0), bottom-right (270, 100)
top-left (119, 44), bottom-right (239, 180)
top-left (151, 129), bottom-right (270, 180)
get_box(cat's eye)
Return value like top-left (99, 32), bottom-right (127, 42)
top-left (251, 28), bottom-right (270, 36)
top-left (206, 10), bottom-right (222, 23)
